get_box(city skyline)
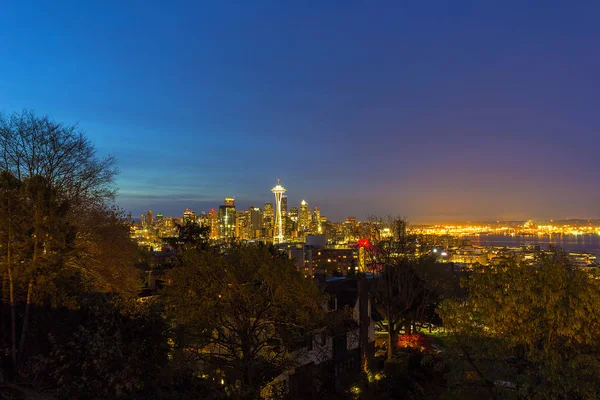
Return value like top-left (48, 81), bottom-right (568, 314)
top-left (2, 2), bottom-right (600, 222)
top-left (128, 177), bottom-right (600, 224)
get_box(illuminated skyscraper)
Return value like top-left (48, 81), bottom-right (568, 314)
top-left (249, 206), bottom-right (263, 239)
top-left (271, 179), bottom-right (286, 244)
top-left (236, 210), bottom-right (249, 240)
top-left (299, 200), bottom-right (311, 233)
top-left (343, 216), bottom-right (358, 243)
top-left (313, 207), bottom-right (322, 233)
top-left (289, 207), bottom-right (298, 223)
top-left (263, 203), bottom-right (274, 238)
top-left (197, 211), bottom-right (208, 227)
top-left (281, 195), bottom-right (288, 216)
top-left (182, 208), bottom-right (196, 224)
top-left (218, 198), bottom-right (236, 239)
top-left (288, 206), bottom-right (299, 236)
top-left (141, 209), bottom-right (153, 229)
top-left (208, 209), bottom-right (219, 239)
top-left (281, 195), bottom-right (288, 239)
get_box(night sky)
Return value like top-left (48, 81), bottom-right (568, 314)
top-left (1, 1), bottom-right (599, 222)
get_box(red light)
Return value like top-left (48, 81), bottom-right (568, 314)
top-left (354, 238), bottom-right (373, 250)
top-left (397, 333), bottom-right (433, 351)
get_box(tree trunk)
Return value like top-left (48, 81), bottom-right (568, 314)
top-left (240, 361), bottom-right (259, 400)
top-left (20, 203), bottom-right (40, 362)
top-left (387, 320), bottom-right (396, 360)
top-left (6, 195), bottom-right (17, 368)
top-left (240, 336), bottom-right (256, 399)
top-left (357, 273), bottom-right (371, 369)
top-left (18, 281), bottom-right (33, 360)
top-left (7, 267), bottom-right (16, 366)
top-left (1, 272), bottom-right (6, 329)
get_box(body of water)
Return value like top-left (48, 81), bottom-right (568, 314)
top-left (463, 234), bottom-right (600, 257)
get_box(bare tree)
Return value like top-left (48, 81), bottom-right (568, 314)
top-left (360, 216), bottom-right (439, 359)
top-left (0, 109), bottom-right (117, 206)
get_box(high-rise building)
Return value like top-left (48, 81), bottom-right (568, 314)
top-left (141, 209), bottom-right (154, 229)
top-left (218, 198), bottom-right (236, 239)
top-left (263, 203), bottom-right (274, 238)
top-left (288, 206), bottom-right (299, 237)
top-left (208, 209), bottom-right (219, 239)
top-left (343, 216), bottom-right (358, 243)
top-left (313, 207), bottom-right (322, 234)
top-left (249, 206), bottom-right (263, 239)
top-left (197, 211), bottom-right (208, 227)
top-left (271, 180), bottom-right (286, 244)
top-left (281, 195), bottom-right (288, 216)
top-left (281, 195), bottom-right (288, 239)
top-left (236, 210), bottom-right (249, 240)
top-left (289, 207), bottom-right (298, 223)
top-left (182, 208), bottom-right (196, 224)
top-left (157, 216), bottom-right (176, 239)
top-left (299, 200), bottom-right (311, 233)
top-left (320, 216), bottom-right (333, 240)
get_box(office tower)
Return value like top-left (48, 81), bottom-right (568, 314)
top-left (218, 198), bottom-right (236, 239)
top-left (236, 210), bottom-right (249, 240)
top-left (281, 195), bottom-right (288, 239)
top-left (155, 213), bottom-right (164, 222)
top-left (320, 216), bottom-right (331, 239)
top-left (249, 206), bottom-right (263, 239)
top-left (343, 216), bottom-right (358, 243)
top-left (197, 211), bottom-right (208, 227)
top-left (288, 206), bottom-right (299, 237)
top-left (299, 200), bottom-right (311, 233)
top-left (271, 179), bottom-right (286, 244)
top-left (281, 195), bottom-right (288, 216)
top-left (289, 207), bottom-right (298, 223)
top-left (313, 207), bottom-right (322, 233)
top-left (182, 208), bottom-right (196, 224)
top-left (208, 208), bottom-right (219, 239)
top-left (263, 203), bottom-right (274, 238)
top-left (281, 194), bottom-right (290, 240)
top-left (147, 210), bottom-right (153, 225)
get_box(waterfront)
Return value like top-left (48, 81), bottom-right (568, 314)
top-left (464, 233), bottom-right (600, 256)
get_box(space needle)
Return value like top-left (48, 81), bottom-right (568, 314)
top-left (271, 179), bottom-right (286, 244)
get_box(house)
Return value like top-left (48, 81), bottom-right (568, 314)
top-left (279, 277), bottom-right (379, 399)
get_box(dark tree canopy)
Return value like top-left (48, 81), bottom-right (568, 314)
top-left (164, 220), bottom-right (211, 251)
top-left (440, 248), bottom-right (600, 399)
top-left (163, 243), bottom-right (324, 399)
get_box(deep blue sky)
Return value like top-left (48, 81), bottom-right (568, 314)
top-left (1, 1), bottom-right (599, 222)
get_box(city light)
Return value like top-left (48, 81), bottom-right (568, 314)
top-left (130, 182), bottom-right (600, 271)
